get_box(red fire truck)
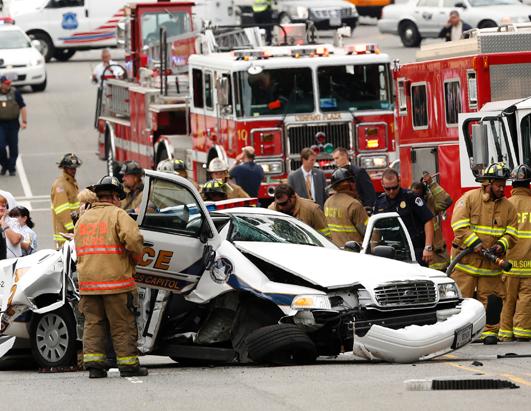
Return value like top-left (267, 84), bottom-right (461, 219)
top-left (188, 43), bottom-right (396, 196)
top-left (393, 24), bottom-right (531, 242)
top-left (95, 1), bottom-right (197, 171)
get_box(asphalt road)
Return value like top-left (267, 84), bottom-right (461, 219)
top-left (3, 20), bottom-right (530, 410)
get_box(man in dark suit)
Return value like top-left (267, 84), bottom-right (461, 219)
top-left (332, 147), bottom-right (376, 209)
top-left (288, 147), bottom-right (327, 209)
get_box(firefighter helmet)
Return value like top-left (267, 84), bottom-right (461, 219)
top-left (511, 164), bottom-right (531, 183)
top-left (57, 153), bottom-right (82, 169)
top-left (120, 160), bottom-right (144, 176)
top-left (207, 158), bottom-right (228, 173)
top-left (328, 167), bottom-right (355, 188)
top-left (157, 159), bottom-right (186, 174)
top-left (475, 162), bottom-right (511, 182)
top-left (89, 175), bottom-right (126, 200)
top-left (202, 179), bottom-right (228, 199)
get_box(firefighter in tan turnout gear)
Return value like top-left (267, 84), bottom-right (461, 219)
top-left (51, 153), bottom-right (82, 248)
top-left (120, 160), bottom-right (144, 211)
top-left (411, 172), bottom-right (453, 271)
top-left (324, 168), bottom-right (368, 247)
top-left (499, 164), bottom-right (531, 342)
top-left (206, 158), bottom-right (249, 199)
top-left (269, 183), bottom-right (330, 237)
top-left (450, 163), bottom-right (518, 344)
top-left (75, 175), bottom-right (147, 379)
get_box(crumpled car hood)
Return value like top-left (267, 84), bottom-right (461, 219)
top-left (235, 242), bottom-right (432, 289)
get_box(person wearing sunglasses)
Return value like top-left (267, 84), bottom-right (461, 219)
top-left (374, 168), bottom-right (434, 266)
top-left (268, 183), bottom-right (330, 238)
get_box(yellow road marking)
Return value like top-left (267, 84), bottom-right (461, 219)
top-left (444, 362), bottom-right (486, 374)
top-left (501, 374), bottom-right (531, 387)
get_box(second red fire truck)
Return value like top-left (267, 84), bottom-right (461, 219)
top-left (393, 23), bottom-right (531, 243)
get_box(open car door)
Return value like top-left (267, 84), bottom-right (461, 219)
top-left (135, 170), bottom-right (221, 294)
top-left (361, 212), bottom-right (416, 263)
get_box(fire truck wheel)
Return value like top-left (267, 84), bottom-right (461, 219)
top-left (478, 20), bottom-right (497, 29)
top-left (28, 31), bottom-right (54, 62)
top-left (399, 21), bottom-right (421, 48)
top-left (53, 49), bottom-right (77, 62)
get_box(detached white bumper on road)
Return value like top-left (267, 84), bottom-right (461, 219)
top-left (353, 298), bottom-right (486, 363)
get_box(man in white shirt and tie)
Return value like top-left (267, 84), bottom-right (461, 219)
top-left (288, 147), bottom-right (327, 209)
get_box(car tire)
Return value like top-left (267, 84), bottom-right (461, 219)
top-left (31, 78), bottom-right (47, 92)
top-left (399, 21), bottom-right (421, 48)
top-left (28, 32), bottom-right (54, 62)
top-left (53, 49), bottom-right (77, 62)
top-left (30, 306), bottom-right (78, 368)
top-left (478, 20), bottom-right (497, 29)
top-left (245, 324), bottom-right (318, 365)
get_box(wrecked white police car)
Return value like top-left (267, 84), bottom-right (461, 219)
top-left (0, 171), bottom-right (485, 367)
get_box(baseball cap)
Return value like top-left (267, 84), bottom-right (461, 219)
top-left (0, 76), bottom-right (11, 85)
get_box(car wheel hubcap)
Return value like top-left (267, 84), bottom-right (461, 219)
top-left (35, 314), bottom-right (69, 363)
top-left (405, 28), bottom-right (413, 40)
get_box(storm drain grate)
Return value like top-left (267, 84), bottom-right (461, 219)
top-left (405, 379), bottom-right (519, 390)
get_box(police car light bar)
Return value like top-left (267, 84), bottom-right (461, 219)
top-left (345, 43), bottom-right (380, 55)
top-left (0, 17), bottom-right (15, 25)
top-left (205, 198), bottom-right (258, 211)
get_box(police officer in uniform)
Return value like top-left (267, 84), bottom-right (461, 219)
top-left (75, 175), bottom-right (147, 379)
top-left (324, 168), bottom-right (368, 247)
top-left (51, 153), bottom-right (82, 248)
top-left (0, 76), bottom-right (27, 176)
top-left (498, 164), bottom-right (531, 342)
top-left (120, 160), bottom-right (144, 211)
top-left (374, 168), bottom-right (434, 266)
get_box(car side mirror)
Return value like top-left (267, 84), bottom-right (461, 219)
top-left (202, 245), bottom-right (216, 270)
top-left (373, 245), bottom-right (396, 260)
top-left (199, 218), bottom-right (212, 244)
top-left (31, 39), bottom-right (43, 54)
top-left (454, 2), bottom-right (467, 9)
top-left (344, 241), bottom-right (362, 253)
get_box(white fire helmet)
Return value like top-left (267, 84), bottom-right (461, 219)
top-left (207, 158), bottom-right (228, 173)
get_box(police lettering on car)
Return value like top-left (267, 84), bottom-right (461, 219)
top-left (373, 168), bottom-right (434, 266)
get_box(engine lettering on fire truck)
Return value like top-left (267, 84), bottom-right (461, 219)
top-left (294, 113), bottom-right (342, 122)
top-left (138, 247), bottom-right (173, 270)
top-left (237, 129), bottom-right (248, 142)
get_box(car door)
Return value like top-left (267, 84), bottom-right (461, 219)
top-left (135, 170), bottom-right (221, 294)
top-left (361, 212), bottom-right (417, 262)
top-left (414, 0), bottom-right (443, 35)
top-left (42, 0), bottom-right (91, 48)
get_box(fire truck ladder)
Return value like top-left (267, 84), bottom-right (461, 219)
top-left (200, 27), bottom-right (264, 54)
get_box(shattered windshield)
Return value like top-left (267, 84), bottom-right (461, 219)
top-left (317, 63), bottom-right (392, 112)
top-left (230, 214), bottom-right (325, 246)
top-left (234, 68), bottom-right (314, 117)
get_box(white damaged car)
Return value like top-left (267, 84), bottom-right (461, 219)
top-left (0, 171), bottom-right (485, 367)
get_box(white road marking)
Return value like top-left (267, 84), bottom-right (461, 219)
top-left (14, 195), bottom-right (50, 201)
top-left (16, 157), bottom-right (33, 199)
top-left (125, 377), bottom-right (144, 384)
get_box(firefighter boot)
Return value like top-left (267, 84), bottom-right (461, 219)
top-left (483, 294), bottom-right (503, 345)
top-left (119, 366), bottom-right (149, 377)
top-left (88, 368), bottom-right (108, 379)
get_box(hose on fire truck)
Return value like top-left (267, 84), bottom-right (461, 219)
top-left (445, 247), bottom-right (512, 277)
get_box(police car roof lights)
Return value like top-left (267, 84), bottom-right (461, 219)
top-left (0, 17), bottom-right (15, 25)
top-left (345, 43), bottom-right (380, 55)
top-left (205, 198), bottom-right (258, 211)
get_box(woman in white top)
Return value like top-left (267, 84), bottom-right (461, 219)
top-left (0, 194), bottom-right (22, 258)
top-left (9, 206), bottom-right (37, 255)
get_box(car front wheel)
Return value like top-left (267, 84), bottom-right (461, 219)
top-left (399, 21), bottom-right (421, 47)
top-left (245, 324), bottom-right (318, 365)
top-left (31, 78), bottom-right (47, 92)
top-left (30, 306), bottom-right (78, 368)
